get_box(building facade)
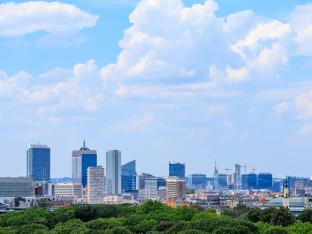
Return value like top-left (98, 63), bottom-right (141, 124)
top-left (72, 141), bottom-right (97, 187)
top-left (121, 160), bottom-right (137, 192)
top-left (258, 173), bottom-right (273, 190)
top-left (169, 162), bottom-right (185, 179)
top-left (190, 174), bottom-right (206, 191)
top-left (27, 144), bottom-right (50, 182)
top-left (54, 183), bottom-right (82, 197)
top-left (0, 177), bottom-right (33, 197)
top-left (106, 150), bottom-right (121, 195)
top-left (87, 166), bottom-right (104, 204)
top-left (167, 177), bottom-right (186, 200)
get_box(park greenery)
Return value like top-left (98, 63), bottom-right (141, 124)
top-left (1, 201), bottom-right (312, 233)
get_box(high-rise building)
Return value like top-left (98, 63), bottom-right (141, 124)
top-left (87, 166), bottom-right (104, 204)
top-left (138, 173), bottom-right (154, 190)
top-left (72, 141), bottom-right (97, 187)
top-left (258, 173), bottom-right (273, 190)
top-left (234, 164), bottom-right (242, 190)
top-left (216, 174), bottom-right (228, 190)
top-left (0, 177), bottom-right (33, 197)
top-left (121, 160), bottom-right (137, 192)
top-left (190, 174), bottom-right (206, 191)
top-left (169, 162), bottom-right (185, 179)
top-left (242, 173), bottom-right (257, 190)
top-left (27, 144), bottom-right (50, 182)
top-left (106, 150), bottom-right (121, 195)
top-left (167, 177), bottom-right (186, 200)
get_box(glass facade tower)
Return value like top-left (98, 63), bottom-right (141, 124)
top-left (169, 162), bottom-right (185, 179)
top-left (27, 144), bottom-right (50, 182)
top-left (121, 160), bottom-right (137, 192)
top-left (106, 150), bottom-right (121, 195)
top-left (72, 141), bottom-right (97, 187)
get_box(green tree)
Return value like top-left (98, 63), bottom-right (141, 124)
top-left (104, 227), bottom-right (132, 234)
top-left (271, 207), bottom-right (295, 227)
top-left (263, 226), bottom-right (287, 234)
top-left (298, 209), bottom-right (312, 223)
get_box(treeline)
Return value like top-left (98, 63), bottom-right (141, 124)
top-left (1, 201), bottom-right (312, 233)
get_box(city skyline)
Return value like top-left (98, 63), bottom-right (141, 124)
top-left (1, 0), bottom-right (312, 177)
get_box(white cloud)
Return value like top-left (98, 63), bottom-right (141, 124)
top-left (114, 112), bottom-right (155, 131)
top-left (0, 1), bottom-right (98, 45)
top-left (273, 102), bottom-right (289, 116)
top-left (0, 60), bottom-right (104, 116)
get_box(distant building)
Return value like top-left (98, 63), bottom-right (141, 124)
top-left (87, 166), bottom-right (104, 204)
top-left (190, 174), bottom-right (206, 191)
top-left (167, 177), bottom-right (186, 200)
top-left (72, 141), bottom-right (97, 187)
top-left (258, 173), bottom-right (273, 190)
top-left (0, 177), bottom-right (33, 197)
top-left (121, 160), bottom-right (137, 192)
top-left (234, 164), bottom-right (241, 190)
top-left (273, 179), bottom-right (283, 193)
top-left (169, 162), bottom-right (185, 179)
top-left (27, 144), bottom-right (50, 182)
top-left (106, 150), bottom-right (121, 195)
top-left (216, 174), bottom-right (228, 190)
top-left (54, 183), bottom-right (82, 198)
top-left (138, 173), bottom-right (154, 190)
top-left (242, 173), bottom-right (257, 190)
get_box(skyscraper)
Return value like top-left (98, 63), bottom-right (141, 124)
top-left (106, 150), bottom-right (121, 195)
top-left (258, 173), bottom-right (273, 190)
top-left (72, 141), bottom-right (97, 187)
top-left (234, 164), bottom-right (242, 190)
top-left (87, 166), bottom-right (104, 204)
top-left (27, 144), bottom-right (50, 182)
top-left (121, 160), bottom-right (137, 192)
top-left (242, 173), bottom-right (257, 190)
top-left (190, 174), bottom-right (206, 191)
top-left (169, 162), bottom-right (185, 179)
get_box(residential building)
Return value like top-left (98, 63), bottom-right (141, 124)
top-left (167, 177), bottom-right (186, 200)
top-left (87, 166), bottom-right (104, 204)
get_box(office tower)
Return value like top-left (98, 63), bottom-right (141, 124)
top-left (54, 183), bottom-right (82, 198)
top-left (167, 177), bottom-right (186, 200)
top-left (0, 177), bottom-right (33, 197)
top-left (242, 173), bottom-right (257, 190)
top-left (169, 162), bottom-right (185, 179)
top-left (27, 144), bottom-right (50, 182)
top-left (273, 179), bottom-right (283, 193)
top-left (190, 174), bottom-right (206, 191)
top-left (106, 150), bottom-right (121, 195)
top-left (216, 174), bottom-right (228, 190)
top-left (72, 141), bottom-right (97, 187)
top-left (234, 164), bottom-right (241, 190)
top-left (87, 166), bottom-right (104, 204)
top-left (258, 173), bottom-right (273, 190)
top-left (121, 160), bottom-right (137, 192)
top-left (138, 173), bottom-right (154, 190)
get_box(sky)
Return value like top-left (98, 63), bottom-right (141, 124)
top-left (1, 0), bottom-right (312, 178)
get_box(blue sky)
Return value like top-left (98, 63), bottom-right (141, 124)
top-left (1, 0), bottom-right (312, 178)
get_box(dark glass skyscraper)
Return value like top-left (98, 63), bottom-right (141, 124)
top-left (169, 162), bottom-right (185, 179)
top-left (242, 173), bottom-right (257, 190)
top-left (72, 141), bottom-right (97, 187)
top-left (121, 160), bottom-right (137, 192)
top-left (27, 144), bottom-right (50, 181)
top-left (258, 173), bottom-right (273, 190)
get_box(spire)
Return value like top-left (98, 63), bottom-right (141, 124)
top-left (214, 158), bottom-right (219, 175)
top-left (83, 139), bottom-right (86, 148)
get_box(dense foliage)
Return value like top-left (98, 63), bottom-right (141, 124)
top-left (0, 201), bottom-right (312, 233)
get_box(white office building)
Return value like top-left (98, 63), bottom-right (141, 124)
top-left (87, 166), bottom-right (104, 204)
top-left (106, 150), bottom-right (121, 195)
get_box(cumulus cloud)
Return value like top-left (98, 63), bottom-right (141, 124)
top-left (101, 0), bottom-right (312, 98)
top-left (0, 1), bottom-right (98, 46)
top-left (0, 60), bottom-right (104, 116)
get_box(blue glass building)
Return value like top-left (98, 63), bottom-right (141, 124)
top-left (121, 160), bottom-right (137, 192)
top-left (258, 173), bottom-right (273, 190)
top-left (27, 144), bottom-right (50, 181)
top-left (169, 162), bottom-right (185, 179)
top-left (72, 141), bottom-right (97, 187)
top-left (190, 174), bottom-right (206, 190)
top-left (106, 150), bottom-right (121, 195)
top-left (242, 173), bottom-right (257, 190)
